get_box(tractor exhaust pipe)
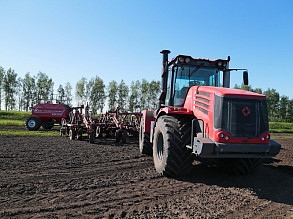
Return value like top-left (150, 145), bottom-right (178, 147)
top-left (157, 50), bottom-right (170, 110)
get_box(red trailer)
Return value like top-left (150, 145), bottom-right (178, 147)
top-left (25, 103), bottom-right (72, 131)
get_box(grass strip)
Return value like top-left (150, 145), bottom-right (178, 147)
top-left (0, 111), bottom-right (30, 121)
top-left (272, 135), bottom-right (293, 140)
top-left (0, 130), bottom-right (60, 136)
top-left (270, 129), bottom-right (293, 133)
top-left (0, 119), bottom-right (25, 126)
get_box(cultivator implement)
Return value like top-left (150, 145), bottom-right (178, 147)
top-left (60, 105), bottom-right (141, 144)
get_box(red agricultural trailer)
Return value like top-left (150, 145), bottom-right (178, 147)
top-left (25, 102), bottom-right (72, 131)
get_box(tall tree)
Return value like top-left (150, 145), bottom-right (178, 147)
top-left (57, 85), bottom-right (65, 103)
top-left (148, 80), bottom-right (160, 110)
top-left (279, 96), bottom-right (289, 122)
top-left (75, 77), bottom-right (87, 105)
top-left (117, 80), bottom-right (129, 111)
top-left (107, 80), bottom-right (118, 111)
top-left (16, 77), bottom-right (23, 111)
top-left (128, 80), bottom-right (140, 112)
top-left (35, 72), bottom-right (53, 102)
top-left (22, 73), bottom-right (36, 110)
top-left (3, 68), bottom-right (18, 110)
top-left (89, 76), bottom-right (105, 113)
top-left (64, 82), bottom-right (72, 106)
top-left (263, 88), bottom-right (280, 122)
top-left (287, 100), bottom-right (293, 123)
top-left (140, 79), bottom-right (149, 111)
top-left (0, 67), bottom-right (4, 110)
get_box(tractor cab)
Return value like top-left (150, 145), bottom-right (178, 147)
top-left (165, 55), bottom-right (229, 107)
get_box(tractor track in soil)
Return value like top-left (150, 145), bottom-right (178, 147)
top-left (0, 125), bottom-right (293, 218)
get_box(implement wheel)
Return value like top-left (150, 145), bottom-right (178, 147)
top-left (88, 132), bottom-right (94, 144)
top-left (122, 129), bottom-right (127, 143)
top-left (69, 129), bottom-right (76, 140)
top-left (115, 129), bottom-right (121, 143)
top-left (139, 117), bottom-right (152, 156)
top-left (25, 116), bottom-right (41, 131)
top-left (77, 128), bottom-right (83, 140)
top-left (96, 126), bottom-right (102, 138)
top-left (153, 115), bottom-right (193, 177)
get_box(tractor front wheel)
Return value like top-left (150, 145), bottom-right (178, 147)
top-left (153, 115), bottom-right (193, 177)
top-left (25, 116), bottom-right (41, 131)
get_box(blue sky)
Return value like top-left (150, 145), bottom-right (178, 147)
top-left (0, 0), bottom-right (292, 99)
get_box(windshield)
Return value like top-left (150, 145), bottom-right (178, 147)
top-left (173, 65), bottom-right (220, 107)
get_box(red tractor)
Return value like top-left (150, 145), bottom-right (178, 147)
top-left (139, 50), bottom-right (281, 177)
top-left (25, 103), bottom-right (72, 131)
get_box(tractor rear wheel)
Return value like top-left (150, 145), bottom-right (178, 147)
top-left (25, 116), bottom-right (41, 131)
top-left (139, 117), bottom-right (152, 156)
top-left (153, 115), bottom-right (193, 177)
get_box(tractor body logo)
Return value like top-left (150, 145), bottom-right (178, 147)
top-left (242, 106), bottom-right (251, 117)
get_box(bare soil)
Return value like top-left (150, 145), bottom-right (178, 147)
top-left (0, 125), bottom-right (293, 218)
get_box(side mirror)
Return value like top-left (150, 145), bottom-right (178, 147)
top-left (243, 71), bottom-right (248, 85)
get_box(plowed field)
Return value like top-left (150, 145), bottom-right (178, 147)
top-left (0, 126), bottom-right (293, 218)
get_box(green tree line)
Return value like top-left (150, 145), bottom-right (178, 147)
top-left (234, 84), bottom-right (293, 123)
top-left (1, 66), bottom-right (292, 122)
top-left (0, 66), bottom-right (160, 113)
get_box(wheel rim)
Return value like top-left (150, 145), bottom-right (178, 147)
top-left (156, 132), bottom-right (164, 160)
top-left (28, 120), bottom-right (36, 128)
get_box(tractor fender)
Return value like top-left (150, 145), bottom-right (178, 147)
top-left (141, 110), bottom-right (155, 133)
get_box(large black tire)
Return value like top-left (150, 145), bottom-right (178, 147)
top-left (115, 129), bottom-right (121, 143)
top-left (153, 115), bottom-right (193, 177)
top-left (25, 116), bottom-right (41, 131)
top-left (219, 158), bottom-right (262, 175)
top-left (89, 132), bottom-right (94, 144)
top-left (122, 129), bottom-right (127, 143)
top-left (139, 117), bottom-right (152, 156)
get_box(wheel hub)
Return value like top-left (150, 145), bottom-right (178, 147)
top-left (28, 120), bottom-right (36, 128)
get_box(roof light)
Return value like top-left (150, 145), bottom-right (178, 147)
top-left (179, 57), bottom-right (185, 63)
top-left (185, 57), bottom-right (191, 63)
top-left (217, 61), bottom-right (223, 67)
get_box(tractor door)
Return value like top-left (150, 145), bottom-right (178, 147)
top-left (166, 64), bottom-right (220, 107)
